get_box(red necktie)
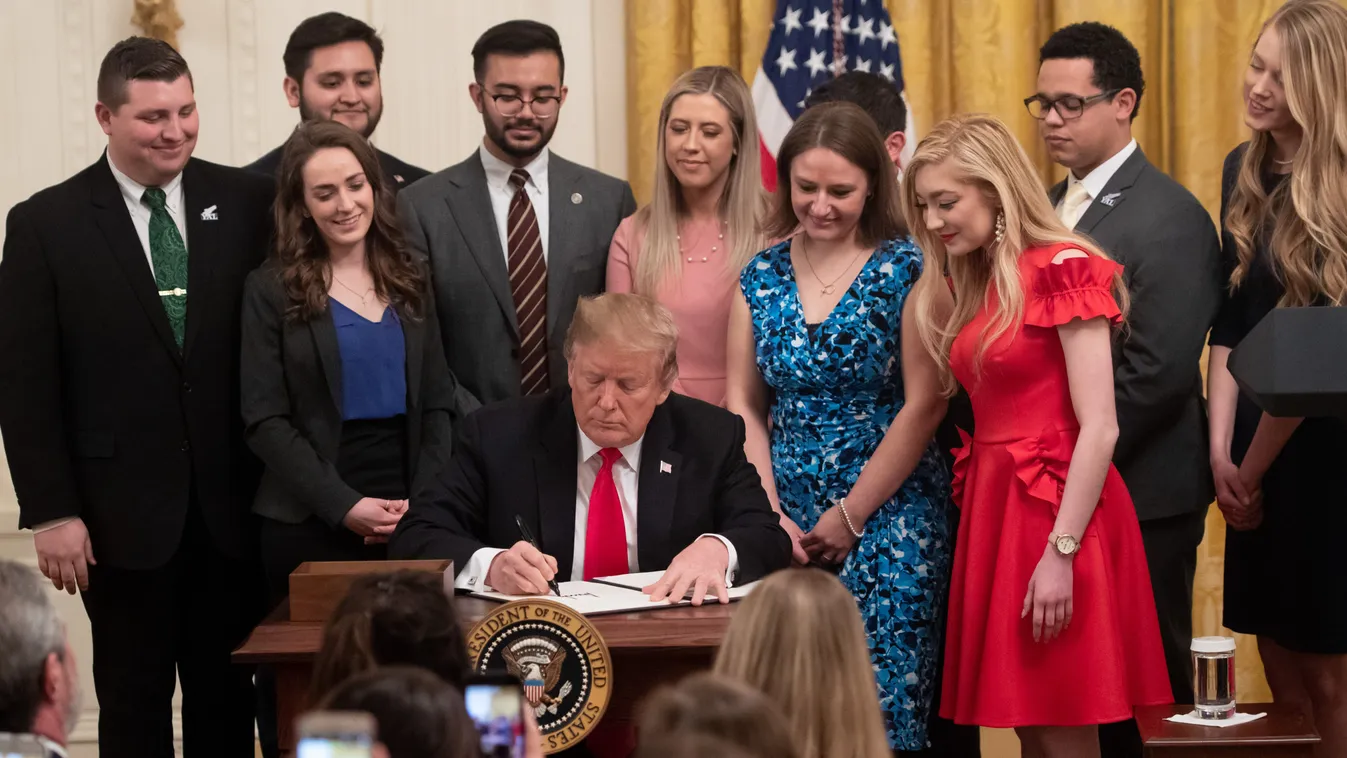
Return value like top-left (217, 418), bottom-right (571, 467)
top-left (583, 448), bottom-right (628, 580)
top-left (506, 169), bottom-right (549, 395)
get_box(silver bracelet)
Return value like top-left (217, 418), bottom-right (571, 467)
top-left (838, 498), bottom-right (863, 539)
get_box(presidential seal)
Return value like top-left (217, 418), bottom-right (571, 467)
top-left (467, 599), bottom-right (612, 754)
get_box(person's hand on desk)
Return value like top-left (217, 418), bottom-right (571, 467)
top-left (487, 541), bottom-right (560, 595)
top-left (33, 517), bottom-right (95, 594)
top-left (343, 497), bottom-right (405, 545)
top-left (644, 537), bottom-right (730, 606)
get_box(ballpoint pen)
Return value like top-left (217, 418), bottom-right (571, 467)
top-left (514, 514), bottom-right (561, 596)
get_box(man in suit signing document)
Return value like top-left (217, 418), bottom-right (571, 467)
top-left (391, 293), bottom-right (791, 605)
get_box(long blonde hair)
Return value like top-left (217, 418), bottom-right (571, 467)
top-left (713, 569), bottom-right (889, 758)
top-left (1226, 0), bottom-right (1347, 306)
top-left (633, 66), bottom-right (765, 294)
top-left (902, 114), bottom-right (1127, 395)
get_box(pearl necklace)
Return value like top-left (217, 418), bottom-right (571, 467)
top-left (678, 221), bottom-right (727, 264)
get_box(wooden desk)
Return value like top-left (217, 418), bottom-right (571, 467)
top-left (234, 596), bottom-right (736, 757)
top-left (1137, 703), bottom-right (1319, 757)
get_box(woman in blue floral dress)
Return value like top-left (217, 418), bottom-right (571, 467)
top-left (726, 102), bottom-right (954, 752)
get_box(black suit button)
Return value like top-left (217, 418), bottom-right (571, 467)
top-left (182, 382), bottom-right (192, 393)
top-left (180, 441), bottom-right (191, 452)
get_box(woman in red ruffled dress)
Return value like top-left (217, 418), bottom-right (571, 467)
top-left (901, 113), bottom-right (1171, 757)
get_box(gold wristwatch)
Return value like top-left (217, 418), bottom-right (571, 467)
top-left (1049, 532), bottom-right (1081, 557)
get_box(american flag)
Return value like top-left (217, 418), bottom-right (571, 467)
top-left (751, 0), bottom-right (914, 191)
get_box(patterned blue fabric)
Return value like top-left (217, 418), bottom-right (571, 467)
top-left (740, 237), bottom-right (952, 750)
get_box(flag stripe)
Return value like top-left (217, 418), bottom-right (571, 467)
top-left (753, 0), bottom-right (914, 189)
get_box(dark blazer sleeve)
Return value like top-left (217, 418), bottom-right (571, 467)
top-left (388, 410), bottom-right (491, 569)
top-left (1210, 146), bottom-right (1250, 349)
top-left (0, 205), bottom-right (82, 526)
top-left (410, 288), bottom-right (476, 498)
top-left (398, 190), bottom-right (484, 416)
top-left (1112, 203), bottom-right (1223, 464)
top-left (713, 414), bottom-right (791, 583)
top-left (619, 181), bottom-right (637, 219)
top-left (239, 270), bottom-right (362, 527)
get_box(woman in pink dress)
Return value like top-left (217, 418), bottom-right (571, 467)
top-left (904, 114), bottom-right (1171, 757)
top-left (606, 66), bottom-right (765, 406)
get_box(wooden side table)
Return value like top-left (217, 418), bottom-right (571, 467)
top-left (1136, 703), bottom-right (1319, 757)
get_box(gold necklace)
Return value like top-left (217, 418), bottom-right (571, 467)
top-left (332, 275), bottom-right (375, 307)
top-left (800, 236), bottom-right (867, 296)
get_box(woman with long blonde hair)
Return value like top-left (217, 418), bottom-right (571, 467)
top-left (1208, 2), bottom-right (1347, 752)
top-left (903, 113), bottom-right (1169, 757)
top-left (606, 65), bottom-right (764, 405)
top-left (714, 569), bottom-right (888, 758)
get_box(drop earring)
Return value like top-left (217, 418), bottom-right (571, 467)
top-left (994, 211), bottom-right (1006, 244)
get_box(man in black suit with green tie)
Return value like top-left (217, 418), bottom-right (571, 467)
top-left (1031, 23), bottom-right (1224, 758)
top-left (0, 38), bottom-right (273, 758)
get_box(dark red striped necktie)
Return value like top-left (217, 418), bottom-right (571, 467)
top-left (506, 168), bottom-right (549, 395)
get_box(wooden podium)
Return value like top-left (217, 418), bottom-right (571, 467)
top-left (233, 564), bottom-right (737, 757)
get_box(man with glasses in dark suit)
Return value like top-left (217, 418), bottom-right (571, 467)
top-left (399, 20), bottom-right (636, 407)
top-left (1029, 22), bottom-right (1223, 758)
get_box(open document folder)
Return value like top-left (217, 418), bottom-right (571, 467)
top-left (466, 571), bottom-right (758, 616)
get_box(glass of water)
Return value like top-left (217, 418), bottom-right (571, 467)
top-left (1191, 636), bottom-right (1237, 719)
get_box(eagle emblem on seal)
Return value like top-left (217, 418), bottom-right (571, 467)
top-left (502, 637), bottom-right (574, 716)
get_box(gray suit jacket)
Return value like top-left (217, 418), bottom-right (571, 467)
top-left (398, 151), bottom-right (637, 405)
top-left (1049, 148), bottom-right (1222, 521)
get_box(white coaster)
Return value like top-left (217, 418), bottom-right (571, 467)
top-left (1165, 710), bottom-right (1268, 728)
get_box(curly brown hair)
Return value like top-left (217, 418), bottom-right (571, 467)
top-left (273, 120), bottom-right (425, 322)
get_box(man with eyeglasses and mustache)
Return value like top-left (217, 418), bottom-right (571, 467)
top-left (1031, 22), bottom-right (1223, 758)
top-left (245, 12), bottom-right (429, 191)
top-left (400, 20), bottom-right (637, 407)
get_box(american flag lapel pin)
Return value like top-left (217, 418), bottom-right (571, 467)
top-left (660, 461), bottom-right (672, 474)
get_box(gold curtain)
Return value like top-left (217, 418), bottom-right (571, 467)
top-left (131, 0), bottom-right (184, 50)
top-left (621, 0), bottom-right (1341, 703)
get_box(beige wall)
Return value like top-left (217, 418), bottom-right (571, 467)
top-left (0, 1), bottom-right (625, 753)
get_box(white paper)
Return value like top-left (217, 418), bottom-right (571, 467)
top-left (467, 579), bottom-right (742, 616)
top-left (592, 571), bottom-right (758, 600)
top-left (1165, 711), bottom-right (1267, 728)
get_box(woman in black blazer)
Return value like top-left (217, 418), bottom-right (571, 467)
top-left (241, 121), bottom-right (471, 605)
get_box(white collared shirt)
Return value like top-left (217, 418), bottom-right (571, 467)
top-left (38, 736), bottom-right (68, 758)
top-left (1056, 138), bottom-right (1138, 220)
top-left (454, 425), bottom-right (739, 592)
top-left (479, 142), bottom-right (551, 265)
top-left (106, 153), bottom-right (188, 272)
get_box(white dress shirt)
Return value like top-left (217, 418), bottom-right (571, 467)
top-left (479, 142), bottom-right (551, 265)
top-left (454, 426), bottom-right (740, 591)
top-left (106, 153), bottom-right (189, 270)
top-left (1055, 138), bottom-right (1138, 226)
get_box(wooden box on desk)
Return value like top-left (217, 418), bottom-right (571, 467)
top-left (287, 559), bottom-right (453, 622)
